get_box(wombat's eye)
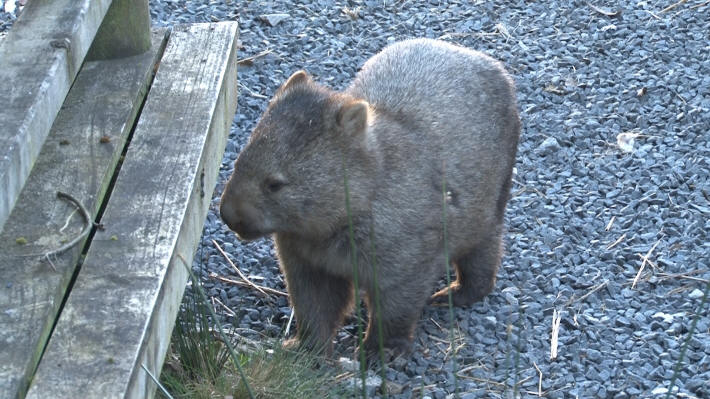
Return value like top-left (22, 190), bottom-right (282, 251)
top-left (264, 177), bottom-right (287, 193)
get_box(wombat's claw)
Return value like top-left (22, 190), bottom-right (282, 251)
top-left (429, 285), bottom-right (482, 307)
top-left (282, 337), bottom-right (300, 350)
top-left (282, 337), bottom-right (331, 365)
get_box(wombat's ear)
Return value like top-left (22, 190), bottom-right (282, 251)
top-left (337, 100), bottom-right (369, 138)
top-left (279, 70), bottom-right (310, 92)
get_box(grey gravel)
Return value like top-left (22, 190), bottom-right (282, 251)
top-left (258, 13), bottom-right (290, 27)
top-left (3, 0), bottom-right (709, 398)
top-left (536, 136), bottom-right (561, 155)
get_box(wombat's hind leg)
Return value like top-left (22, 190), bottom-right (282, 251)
top-left (430, 234), bottom-right (502, 307)
top-left (282, 269), bottom-right (354, 355)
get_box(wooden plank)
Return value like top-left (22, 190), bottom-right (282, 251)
top-left (0, 0), bottom-right (114, 231)
top-left (87, 0), bottom-right (152, 60)
top-left (27, 22), bottom-right (239, 399)
top-left (0, 31), bottom-right (167, 399)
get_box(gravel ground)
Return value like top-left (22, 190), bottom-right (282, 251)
top-left (4, 1), bottom-right (709, 397)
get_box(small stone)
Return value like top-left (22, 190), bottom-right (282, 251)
top-left (339, 357), bottom-right (358, 372)
top-left (259, 13), bottom-right (290, 27)
top-left (652, 312), bottom-right (674, 323)
top-left (483, 316), bottom-right (497, 329)
top-left (391, 356), bottom-right (408, 369)
top-left (615, 316), bottom-right (631, 327)
top-left (586, 349), bottom-right (602, 362)
top-left (617, 132), bottom-right (638, 153)
top-left (633, 313), bottom-right (646, 323)
top-left (599, 369), bottom-right (610, 381)
top-left (384, 380), bottom-right (404, 395)
top-left (651, 386), bottom-right (677, 395)
top-left (688, 288), bottom-right (704, 299)
top-left (686, 376), bottom-right (706, 392)
top-left (536, 137), bottom-right (561, 155)
top-left (348, 374), bottom-right (381, 397)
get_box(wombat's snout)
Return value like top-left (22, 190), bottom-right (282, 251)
top-left (219, 201), bottom-right (241, 231)
top-left (219, 197), bottom-right (266, 241)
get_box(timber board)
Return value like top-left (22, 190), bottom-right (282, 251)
top-left (0, 31), bottom-right (167, 399)
top-left (0, 0), bottom-right (117, 231)
top-left (26, 22), bottom-right (239, 399)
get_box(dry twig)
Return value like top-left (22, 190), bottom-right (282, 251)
top-left (237, 49), bottom-right (273, 66)
top-left (550, 309), bottom-right (562, 360)
top-left (512, 178), bottom-right (548, 199)
top-left (657, 271), bottom-right (709, 284)
top-left (632, 239), bottom-right (661, 288)
top-left (211, 295), bottom-right (236, 317)
top-left (23, 192), bottom-right (94, 271)
top-left (239, 82), bottom-right (268, 99)
top-left (533, 362), bottom-right (543, 396)
top-left (588, 3), bottom-right (622, 16)
top-left (209, 272), bottom-right (287, 297)
top-left (690, 0), bottom-right (710, 9)
top-left (567, 280), bottom-right (609, 306)
top-left (429, 317), bottom-right (445, 332)
top-left (637, 253), bottom-right (659, 270)
top-left (660, 0), bottom-right (688, 13)
top-left (285, 308), bottom-right (295, 336)
top-left (213, 239), bottom-right (269, 296)
top-left (46, 192), bottom-right (93, 257)
top-left (606, 233), bottom-right (626, 250)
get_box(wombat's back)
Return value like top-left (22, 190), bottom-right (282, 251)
top-left (347, 38), bottom-right (518, 140)
top-left (347, 38), bottom-right (520, 249)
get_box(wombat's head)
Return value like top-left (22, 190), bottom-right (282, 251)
top-left (220, 71), bottom-right (377, 241)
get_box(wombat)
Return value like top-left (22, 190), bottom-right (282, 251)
top-left (220, 38), bottom-right (520, 358)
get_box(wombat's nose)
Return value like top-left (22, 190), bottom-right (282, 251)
top-left (219, 202), bottom-right (240, 231)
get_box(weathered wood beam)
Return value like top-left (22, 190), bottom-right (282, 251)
top-left (27, 22), bottom-right (239, 399)
top-left (0, 0), bottom-right (115, 232)
top-left (87, 0), bottom-right (152, 60)
top-left (0, 31), bottom-right (167, 399)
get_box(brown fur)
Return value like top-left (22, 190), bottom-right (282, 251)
top-left (220, 38), bottom-right (520, 357)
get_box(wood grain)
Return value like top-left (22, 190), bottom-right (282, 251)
top-left (0, 31), bottom-right (166, 399)
top-left (87, 0), bottom-right (152, 61)
top-left (26, 22), bottom-right (239, 399)
top-left (0, 0), bottom-right (115, 231)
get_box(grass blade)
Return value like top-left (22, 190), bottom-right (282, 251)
top-left (343, 160), bottom-right (367, 398)
top-left (370, 224), bottom-right (388, 397)
top-left (142, 363), bottom-right (174, 399)
top-left (440, 162), bottom-right (459, 395)
top-left (665, 279), bottom-right (710, 398)
top-left (177, 255), bottom-right (255, 399)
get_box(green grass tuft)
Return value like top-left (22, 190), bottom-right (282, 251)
top-left (159, 262), bottom-right (344, 398)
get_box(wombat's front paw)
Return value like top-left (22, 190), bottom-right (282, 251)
top-left (429, 284), bottom-right (487, 307)
top-left (283, 336), bottom-right (332, 357)
top-left (282, 337), bottom-right (301, 351)
top-left (361, 336), bottom-right (412, 365)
